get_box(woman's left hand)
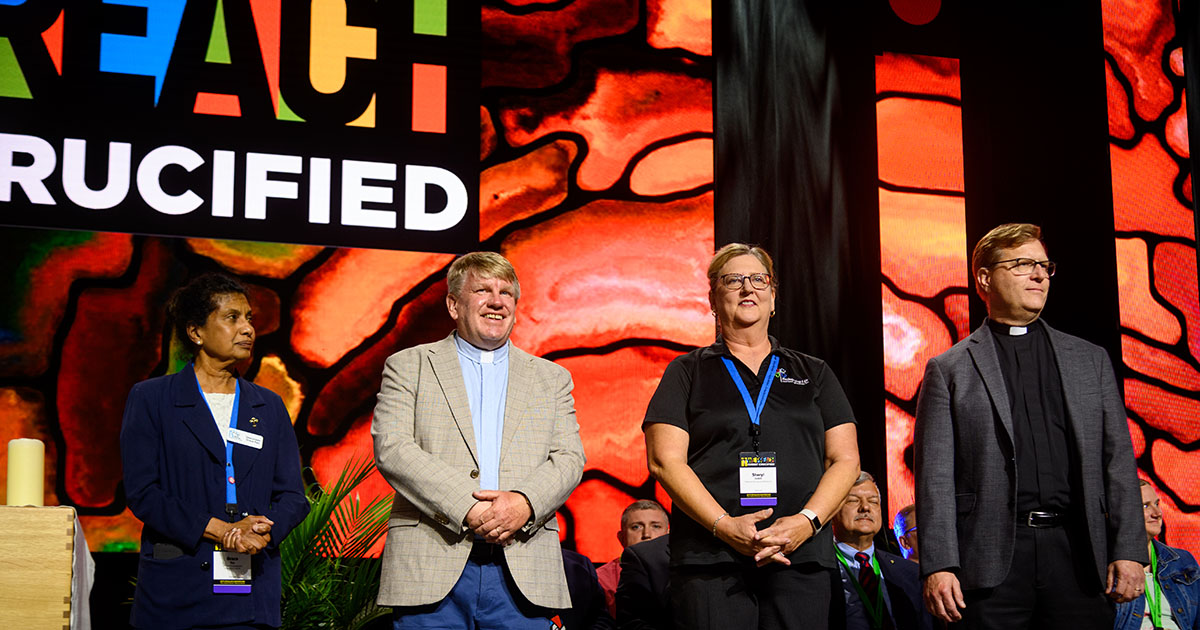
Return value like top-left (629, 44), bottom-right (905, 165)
top-left (752, 514), bottom-right (813, 567)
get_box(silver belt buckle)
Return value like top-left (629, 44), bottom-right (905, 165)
top-left (1026, 510), bottom-right (1054, 527)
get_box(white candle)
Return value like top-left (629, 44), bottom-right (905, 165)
top-left (7, 438), bottom-right (45, 506)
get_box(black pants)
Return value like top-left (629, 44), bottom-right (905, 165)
top-left (670, 561), bottom-right (834, 630)
top-left (960, 524), bottom-right (1114, 630)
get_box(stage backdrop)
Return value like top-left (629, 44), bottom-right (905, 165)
top-left (0, 0), bottom-right (714, 564)
top-left (717, 0), bottom-right (1200, 560)
top-left (3, 0), bottom-right (1198, 567)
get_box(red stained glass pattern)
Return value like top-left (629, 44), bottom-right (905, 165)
top-left (1103, 0), bottom-right (1200, 555)
top-left (0, 4), bottom-right (712, 559)
top-left (876, 53), bottom-right (968, 527)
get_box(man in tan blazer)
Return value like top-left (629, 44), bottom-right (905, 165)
top-left (372, 251), bottom-right (586, 629)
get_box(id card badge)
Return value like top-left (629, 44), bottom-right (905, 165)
top-left (739, 451), bottom-right (778, 507)
top-left (213, 545), bottom-right (252, 594)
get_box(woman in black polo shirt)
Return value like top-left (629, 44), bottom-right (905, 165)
top-left (644, 243), bottom-right (861, 630)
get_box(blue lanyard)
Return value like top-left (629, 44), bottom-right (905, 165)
top-left (721, 354), bottom-right (779, 427)
top-left (196, 377), bottom-right (241, 515)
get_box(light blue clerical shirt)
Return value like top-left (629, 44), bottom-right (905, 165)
top-left (454, 333), bottom-right (509, 491)
top-left (836, 541), bottom-right (896, 630)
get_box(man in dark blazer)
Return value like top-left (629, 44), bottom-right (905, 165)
top-left (615, 533), bottom-right (670, 630)
top-left (914, 223), bottom-right (1146, 629)
top-left (830, 472), bottom-right (929, 630)
top-left (560, 548), bottom-right (616, 630)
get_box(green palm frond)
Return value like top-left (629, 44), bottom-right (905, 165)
top-left (280, 455), bottom-right (392, 630)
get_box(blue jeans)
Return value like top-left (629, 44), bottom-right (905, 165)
top-left (393, 558), bottom-right (554, 630)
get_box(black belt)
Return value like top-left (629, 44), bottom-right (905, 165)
top-left (468, 540), bottom-right (504, 564)
top-left (1018, 510), bottom-right (1065, 528)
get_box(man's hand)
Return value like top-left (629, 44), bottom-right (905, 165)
top-left (465, 500), bottom-right (491, 530)
top-left (1107, 559), bottom-right (1144, 603)
top-left (923, 570), bottom-right (965, 623)
top-left (714, 508), bottom-right (774, 559)
top-left (752, 514), bottom-right (814, 567)
top-left (471, 490), bottom-right (532, 544)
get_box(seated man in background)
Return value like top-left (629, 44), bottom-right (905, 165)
top-left (596, 500), bottom-right (670, 617)
top-left (832, 472), bottom-right (929, 630)
top-left (1113, 480), bottom-right (1200, 630)
top-left (893, 504), bottom-right (919, 562)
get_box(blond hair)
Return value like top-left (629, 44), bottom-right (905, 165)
top-left (707, 243), bottom-right (777, 307)
top-left (447, 252), bottom-right (521, 300)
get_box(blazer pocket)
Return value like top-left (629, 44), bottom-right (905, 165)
top-left (389, 506), bottom-right (421, 527)
top-left (152, 542), bottom-right (184, 560)
top-left (955, 493), bottom-right (976, 514)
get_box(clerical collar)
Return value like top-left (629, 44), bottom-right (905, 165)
top-left (454, 333), bottom-right (509, 364)
top-left (987, 318), bottom-right (1040, 337)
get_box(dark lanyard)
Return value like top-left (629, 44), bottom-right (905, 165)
top-left (197, 378), bottom-right (241, 519)
top-left (1148, 542), bottom-right (1164, 629)
top-left (835, 547), bottom-right (885, 629)
top-left (721, 355), bottom-right (779, 452)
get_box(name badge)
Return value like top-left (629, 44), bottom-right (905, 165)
top-left (213, 546), bottom-right (252, 594)
top-left (227, 428), bottom-right (263, 450)
top-left (739, 451), bottom-right (778, 507)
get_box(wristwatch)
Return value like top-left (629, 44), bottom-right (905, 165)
top-left (799, 508), bottom-right (821, 534)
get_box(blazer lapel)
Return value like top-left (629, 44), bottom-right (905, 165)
top-left (428, 334), bottom-right (480, 465)
top-left (172, 368), bottom-right (227, 464)
top-left (230, 378), bottom-right (266, 489)
top-left (500, 345), bottom-right (533, 461)
top-left (1042, 321), bottom-right (1091, 455)
top-left (966, 323), bottom-right (1015, 445)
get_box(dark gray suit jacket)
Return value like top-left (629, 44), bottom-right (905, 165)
top-left (913, 320), bottom-right (1147, 590)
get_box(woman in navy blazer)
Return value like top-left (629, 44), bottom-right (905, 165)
top-left (120, 274), bottom-right (309, 629)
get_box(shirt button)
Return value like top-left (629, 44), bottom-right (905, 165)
top-left (470, 469), bottom-right (480, 479)
top-left (201, 561), bottom-right (210, 570)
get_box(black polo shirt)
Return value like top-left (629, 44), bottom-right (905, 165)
top-left (643, 337), bottom-right (856, 568)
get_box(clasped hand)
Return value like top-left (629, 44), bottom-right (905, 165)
top-left (714, 508), bottom-right (814, 567)
top-left (221, 515), bottom-right (273, 555)
top-left (466, 490), bottom-right (532, 545)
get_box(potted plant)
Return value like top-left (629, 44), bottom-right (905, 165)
top-left (280, 455), bottom-right (392, 630)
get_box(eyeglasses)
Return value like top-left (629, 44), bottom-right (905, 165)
top-left (990, 258), bottom-right (1056, 277)
top-left (720, 273), bottom-right (772, 291)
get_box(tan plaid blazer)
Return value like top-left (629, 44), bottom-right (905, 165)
top-left (371, 333), bottom-right (585, 608)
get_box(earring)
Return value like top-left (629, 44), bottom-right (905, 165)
top-left (771, 310), bottom-right (776, 317)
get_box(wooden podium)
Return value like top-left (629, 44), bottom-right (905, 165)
top-left (0, 506), bottom-right (75, 630)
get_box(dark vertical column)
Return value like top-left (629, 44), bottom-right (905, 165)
top-left (715, 2), bottom-right (886, 492)
top-left (1182, 1), bottom-right (1200, 267)
top-left (960, 2), bottom-right (1121, 361)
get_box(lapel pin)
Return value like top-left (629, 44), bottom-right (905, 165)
top-left (249, 417), bottom-right (259, 427)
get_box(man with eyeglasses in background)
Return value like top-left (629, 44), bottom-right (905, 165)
top-left (892, 505), bottom-right (918, 563)
top-left (914, 223), bottom-right (1146, 629)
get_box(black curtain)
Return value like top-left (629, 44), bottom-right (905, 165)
top-left (714, 2), bottom-right (887, 494)
top-left (1184, 0), bottom-right (1200, 259)
top-left (715, 1), bottom-right (1132, 510)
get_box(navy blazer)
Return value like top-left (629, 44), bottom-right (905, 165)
top-left (830, 548), bottom-right (932, 630)
top-left (615, 534), bottom-right (670, 630)
top-left (120, 366), bottom-right (309, 629)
